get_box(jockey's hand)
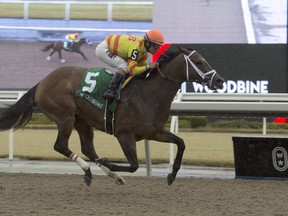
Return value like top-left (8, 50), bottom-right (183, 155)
top-left (148, 62), bottom-right (159, 69)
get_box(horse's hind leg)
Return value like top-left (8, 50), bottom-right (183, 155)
top-left (74, 115), bottom-right (126, 184)
top-left (58, 50), bottom-right (66, 63)
top-left (74, 115), bottom-right (98, 160)
top-left (39, 108), bottom-right (91, 185)
top-left (53, 120), bottom-right (92, 186)
top-left (74, 115), bottom-right (97, 185)
top-left (46, 50), bottom-right (56, 61)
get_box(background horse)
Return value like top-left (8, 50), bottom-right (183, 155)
top-left (41, 38), bottom-right (92, 63)
top-left (0, 44), bottom-right (224, 186)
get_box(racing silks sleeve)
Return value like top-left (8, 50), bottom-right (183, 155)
top-left (127, 50), bottom-right (149, 76)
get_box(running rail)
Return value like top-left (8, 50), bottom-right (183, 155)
top-left (170, 93), bottom-right (288, 117)
top-left (2, 91), bottom-right (288, 116)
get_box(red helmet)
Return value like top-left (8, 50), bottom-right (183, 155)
top-left (74, 33), bottom-right (79, 37)
top-left (144, 29), bottom-right (164, 45)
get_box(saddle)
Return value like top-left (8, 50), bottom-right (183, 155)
top-left (76, 67), bottom-right (151, 135)
top-left (75, 67), bottom-right (133, 135)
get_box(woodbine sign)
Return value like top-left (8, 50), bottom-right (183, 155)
top-left (192, 80), bottom-right (269, 93)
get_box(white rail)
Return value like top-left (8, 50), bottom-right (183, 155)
top-left (0, 0), bottom-right (153, 20)
top-left (170, 93), bottom-right (288, 117)
top-left (0, 91), bottom-right (26, 110)
top-left (0, 25), bottom-right (148, 33)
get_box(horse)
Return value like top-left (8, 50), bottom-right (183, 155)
top-left (0, 44), bottom-right (224, 186)
top-left (41, 38), bottom-right (92, 63)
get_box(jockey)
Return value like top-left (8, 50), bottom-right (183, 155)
top-left (95, 29), bottom-right (164, 100)
top-left (64, 33), bottom-right (79, 49)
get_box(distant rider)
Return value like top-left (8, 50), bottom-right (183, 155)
top-left (95, 29), bottom-right (165, 100)
top-left (64, 33), bottom-right (79, 50)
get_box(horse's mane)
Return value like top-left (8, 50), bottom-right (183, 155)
top-left (157, 44), bottom-right (182, 69)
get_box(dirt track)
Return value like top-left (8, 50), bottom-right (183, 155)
top-left (0, 173), bottom-right (288, 216)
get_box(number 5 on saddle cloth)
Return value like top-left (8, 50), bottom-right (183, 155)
top-left (75, 67), bottom-right (123, 134)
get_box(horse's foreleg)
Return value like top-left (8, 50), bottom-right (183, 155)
top-left (152, 130), bottom-right (185, 185)
top-left (77, 51), bottom-right (88, 61)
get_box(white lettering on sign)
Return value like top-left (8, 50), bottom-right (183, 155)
top-left (192, 80), bottom-right (269, 93)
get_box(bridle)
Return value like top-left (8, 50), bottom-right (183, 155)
top-left (157, 50), bottom-right (218, 88)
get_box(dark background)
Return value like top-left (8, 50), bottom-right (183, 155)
top-left (179, 44), bottom-right (287, 93)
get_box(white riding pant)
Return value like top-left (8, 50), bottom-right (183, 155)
top-left (95, 40), bottom-right (128, 74)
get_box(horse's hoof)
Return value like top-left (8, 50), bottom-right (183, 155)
top-left (46, 56), bottom-right (51, 61)
top-left (83, 175), bottom-right (92, 186)
top-left (167, 173), bottom-right (175, 186)
top-left (83, 168), bottom-right (92, 186)
top-left (115, 177), bottom-right (126, 185)
top-left (60, 59), bottom-right (66, 63)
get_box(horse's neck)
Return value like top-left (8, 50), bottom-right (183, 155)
top-left (152, 71), bottom-right (183, 104)
top-left (77, 39), bottom-right (85, 45)
top-left (123, 54), bottom-right (186, 110)
top-left (131, 64), bottom-right (184, 107)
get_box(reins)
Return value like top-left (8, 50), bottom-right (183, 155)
top-left (156, 64), bottom-right (182, 83)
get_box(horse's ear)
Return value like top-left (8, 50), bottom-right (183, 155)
top-left (177, 46), bottom-right (184, 52)
top-left (177, 46), bottom-right (189, 55)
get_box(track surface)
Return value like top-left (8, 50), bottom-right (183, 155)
top-left (0, 173), bottom-right (287, 216)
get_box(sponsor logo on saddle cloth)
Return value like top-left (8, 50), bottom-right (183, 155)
top-left (76, 67), bottom-right (119, 111)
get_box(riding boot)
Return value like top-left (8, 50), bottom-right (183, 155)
top-left (103, 72), bottom-right (124, 100)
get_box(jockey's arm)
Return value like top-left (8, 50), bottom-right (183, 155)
top-left (127, 53), bottom-right (150, 76)
top-left (73, 38), bottom-right (79, 43)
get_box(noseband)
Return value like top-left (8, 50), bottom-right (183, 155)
top-left (183, 51), bottom-right (217, 88)
top-left (157, 50), bottom-right (217, 88)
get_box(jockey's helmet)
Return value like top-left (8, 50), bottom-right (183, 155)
top-left (144, 29), bottom-right (164, 45)
top-left (75, 33), bottom-right (79, 37)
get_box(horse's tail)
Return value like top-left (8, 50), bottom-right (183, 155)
top-left (0, 84), bottom-right (39, 131)
top-left (41, 43), bottom-right (54, 52)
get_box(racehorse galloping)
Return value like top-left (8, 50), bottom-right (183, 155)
top-left (41, 38), bottom-right (92, 63)
top-left (0, 45), bottom-right (224, 186)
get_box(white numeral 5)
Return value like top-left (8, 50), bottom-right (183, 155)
top-left (82, 72), bottom-right (100, 93)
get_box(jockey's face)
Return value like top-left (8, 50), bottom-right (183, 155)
top-left (145, 41), bottom-right (161, 54)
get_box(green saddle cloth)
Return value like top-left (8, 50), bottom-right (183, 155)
top-left (75, 67), bottom-right (118, 112)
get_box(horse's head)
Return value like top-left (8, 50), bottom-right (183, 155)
top-left (181, 47), bottom-right (224, 90)
top-left (78, 38), bottom-right (93, 46)
top-left (157, 45), bottom-right (224, 91)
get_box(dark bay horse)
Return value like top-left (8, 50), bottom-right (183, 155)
top-left (0, 45), bottom-right (224, 186)
top-left (41, 38), bottom-right (92, 63)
